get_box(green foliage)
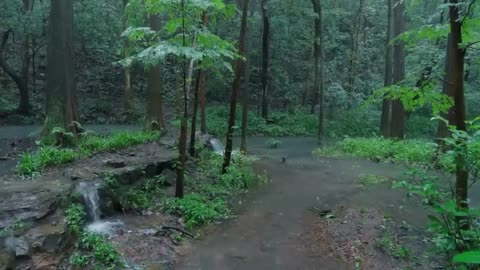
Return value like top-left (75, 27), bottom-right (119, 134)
top-left (71, 232), bottom-right (124, 269)
top-left (453, 250), bottom-right (480, 264)
top-left (65, 203), bottom-right (123, 269)
top-left (0, 220), bottom-right (27, 237)
top-left (266, 139), bottom-right (282, 149)
top-left (378, 232), bottom-right (410, 259)
top-left (65, 203), bottom-right (86, 235)
top-left (121, 176), bottom-right (167, 211)
top-left (17, 146), bottom-right (76, 176)
top-left (17, 131), bottom-right (161, 177)
top-left (80, 131), bottom-right (161, 153)
top-left (358, 174), bottom-right (389, 186)
top-left (164, 193), bottom-right (229, 229)
top-left (314, 137), bottom-right (437, 165)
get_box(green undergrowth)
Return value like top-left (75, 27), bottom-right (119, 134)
top-left (164, 151), bottom-right (268, 229)
top-left (205, 105), bottom-right (435, 138)
top-left (314, 137), bottom-right (437, 166)
top-left (65, 204), bottom-right (124, 269)
top-left (17, 131), bottom-right (161, 177)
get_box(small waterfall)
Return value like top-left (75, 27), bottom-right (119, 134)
top-left (209, 138), bottom-right (225, 154)
top-left (77, 182), bottom-right (101, 222)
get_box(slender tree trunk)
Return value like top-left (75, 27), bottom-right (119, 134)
top-left (122, 0), bottom-right (133, 117)
top-left (390, 0), bottom-right (406, 139)
top-left (199, 14), bottom-right (209, 135)
top-left (347, 0), bottom-right (365, 100)
top-left (146, 15), bottom-right (166, 131)
top-left (222, 0), bottom-right (250, 174)
top-left (437, 35), bottom-right (455, 151)
top-left (449, 0), bottom-right (468, 214)
top-left (189, 70), bottom-right (201, 157)
top-left (311, 0), bottom-right (324, 143)
top-left (260, 0), bottom-right (270, 119)
top-left (240, 0), bottom-right (254, 153)
top-left (380, 0), bottom-right (393, 137)
top-left (41, 0), bottom-right (77, 143)
top-left (176, 0), bottom-right (188, 198)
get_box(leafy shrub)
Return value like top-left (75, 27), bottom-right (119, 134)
top-left (18, 146), bottom-right (77, 176)
top-left (65, 203), bottom-right (123, 269)
top-left (80, 131), bottom-right (161, 152)
top-left (266, 139), bottom-right (282, 149)
top-left (164, 193), bottom-right (229, 229)
top-left (65, 204), bottom-right (86, 235)
top-left (314, 137), bottom-right (437, 165)
top-left (17, 131), bottom-right (161, 176)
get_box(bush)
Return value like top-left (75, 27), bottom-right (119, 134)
top-left (164, 193), bottom-right (229, 229)
top-left (314, 137), bottom-right (437, 165)
top-left (17, 131), bottom-right (161, 177)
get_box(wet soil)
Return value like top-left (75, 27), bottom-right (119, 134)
top-left (174, 137), bottom-right (436, 270)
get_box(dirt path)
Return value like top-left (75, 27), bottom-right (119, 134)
top-left (174, 138), bottom-right (428, 270)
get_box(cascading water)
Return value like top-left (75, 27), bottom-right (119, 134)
top-left (77, 182), bottom-right (101, 222)
top-left (209, 138), bottom-right (225, 154)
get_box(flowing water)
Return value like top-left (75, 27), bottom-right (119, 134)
top-left (209, 138), bottom-right (225, 154)
top-left (77, 182), bottom-right (102, 222)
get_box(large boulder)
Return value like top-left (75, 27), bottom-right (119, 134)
top-left (0, 179), bottom-right (72, 230)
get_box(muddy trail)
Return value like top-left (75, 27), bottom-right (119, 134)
top-left (175, 137), bottom-right (435, 270)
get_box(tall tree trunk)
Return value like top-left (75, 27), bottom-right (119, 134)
top-left (380, 0), bottom-right (393, 137)
top-left (222, 0), bottom-right (250, 174)
top-left (437, 35), bottom-right (455, 151)
top-left (146, 15), bottom-right (166, 131)
top-left (189, 70), bottom-right (201, 157)
top-left (390, 0), bottom-right (406, 139)
top-left (176, 0), bottom-right (188, 198)
top-left (240, 0), bottom-right (255, 153)
top-left (260, 0), bottom-right (270, 119)
top-left (311, 0), bottom-right (324, 143)
top-left (122, 0), bottom-right (133, 117)
top-left (347, 0), bottom-right (365, 100)
top-left (41, 0), bottom-right (77, 143)
top-left (449, 0), bottom-right (468, 214)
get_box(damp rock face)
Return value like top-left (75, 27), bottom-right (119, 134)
top-left (0, 180), bottom-right (72, 230)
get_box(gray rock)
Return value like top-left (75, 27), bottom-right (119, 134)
top-left (104, 159), bottom-right (126, 168)
top-left (15, 236), bottom-right (30, 257)
top-left (0, 180), bottom-right (72, 230)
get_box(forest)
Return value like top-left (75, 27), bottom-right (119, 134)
top-left (1, 0), bottom-right (480, 269)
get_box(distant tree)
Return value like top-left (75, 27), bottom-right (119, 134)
top-left (260, 0), bottom-right (270, 119)
top-left (41, 0), bottom-right (78, 143)
top-left (380, 0), bottom-right (393, 137)
top-left (390, 0), bottom-right (406, 139)
top-left (311, 0), bottom-right (325, 144)
top-left (223, 0), bottom-right (250, 173)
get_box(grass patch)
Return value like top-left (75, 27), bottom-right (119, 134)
top-left (17, 131), bottom-right (161, 177)
top-left (378, 232), bottom-right (410, 259)
top-left (65, 204), bottom-right (124, 269)
top-left (164, 151), bottom-right (267, 229)
top-left (358, 174), bottom-right (389, 186)
top-left (314, 137), bottom-right (437, 166)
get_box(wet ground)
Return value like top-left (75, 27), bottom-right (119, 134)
top-left (174, 137), bottom-right (433, 270)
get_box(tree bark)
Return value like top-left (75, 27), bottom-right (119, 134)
top-left (347, 0), bottom-right (365, 100)
top-left (311, 0), bottom-right (325, 144)
top-left (240, 0), bottom-right (255, 153)
top-left (260, 0), bottom-right (270, 119)
top-left (449, 0), bottom-right (468, 214)
top-left (146, 15), bottom-right (166, 131)
top-left (380, 0), bottom-right (393, 137)
top-left (222, 0), bottom-right (250, 174)
top-left (199, 14), bottom-right (209, 135)
top-left (189, 70), bottom-right (201, 157)
top-left (122, 0), bottom-right (133, 117)
top-left (390, 0), bottom-right (406, 139)
top-left (437, 35), bottom-right (455, 151)
top-left (41, 0), bottom-right (77, 143)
